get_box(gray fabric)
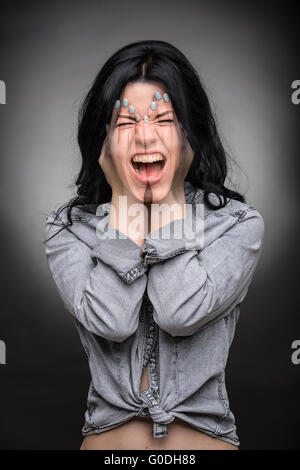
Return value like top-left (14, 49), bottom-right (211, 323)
top-left (44, 181), bottom-right (265, 447)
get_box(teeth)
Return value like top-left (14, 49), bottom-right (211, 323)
top-left (132, 153), bottom-right (164, 163)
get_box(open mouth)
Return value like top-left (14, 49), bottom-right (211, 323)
top-left (130, 153), bottom-right (166, 179)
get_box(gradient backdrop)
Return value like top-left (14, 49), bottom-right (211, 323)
top-left (0, 0), bottom-right (299, 449)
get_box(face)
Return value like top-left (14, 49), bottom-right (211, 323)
top-left (104, 81), bottom-right (193, 204)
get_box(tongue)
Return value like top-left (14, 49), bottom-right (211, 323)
top-left (139, 162), bottom-right (162, 179)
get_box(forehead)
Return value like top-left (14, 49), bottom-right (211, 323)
top-left (120, 81), bottom-right (172, 110)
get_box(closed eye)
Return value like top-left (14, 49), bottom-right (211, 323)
top-left (157, 119), bottom-right (173, 123)
top-left (115, 119), bottom-right (174, 127)
top-left (116, 122), bottom-right (134, 127)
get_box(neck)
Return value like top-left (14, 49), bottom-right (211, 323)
top-left (110, 186), bottom-right (187, 236)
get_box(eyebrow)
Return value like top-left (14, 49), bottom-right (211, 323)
top-left (117, 110), bottom-right (174, 121)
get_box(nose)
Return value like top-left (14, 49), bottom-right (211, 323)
top-left (134, 119), bottom-right (157, 150)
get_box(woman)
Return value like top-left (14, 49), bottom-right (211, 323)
top-left (44, 40), bottom-right (265, 450)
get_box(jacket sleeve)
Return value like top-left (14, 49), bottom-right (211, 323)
top-left (44, 212), bottom-right (148, 343)
top-left (143, 207), bottom-right (265, 337)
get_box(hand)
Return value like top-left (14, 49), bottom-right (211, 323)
top-left (148, 131), bottom-right (194, 233)
top-left (98, 131), bottom-right (122, 195)
top-left (99, 123), bottom-right (147, 250)
top-left (170, 127), bottom-right (194, 198)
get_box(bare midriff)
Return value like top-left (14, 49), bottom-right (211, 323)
top-left (80, 368), bottom-right (239, 450)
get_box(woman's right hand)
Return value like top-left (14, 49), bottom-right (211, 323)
top-left (98, 128), bottom-right (146, 251)
top-left (98, 130), bottom-right (122, 195)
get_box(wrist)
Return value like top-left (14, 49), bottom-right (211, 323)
top-left (109, 194), bottom-right (146, 250)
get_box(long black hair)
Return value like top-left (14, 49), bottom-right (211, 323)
top-left (45, 39), bottom-right (245, 238)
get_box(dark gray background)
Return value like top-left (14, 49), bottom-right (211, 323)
top-left (0, 0), bottom-right (299, 449)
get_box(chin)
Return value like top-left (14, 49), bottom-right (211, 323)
top-left (148, 185), bottom-right (170, 203)
top-left (131, 184), bottom-right (170, 204)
